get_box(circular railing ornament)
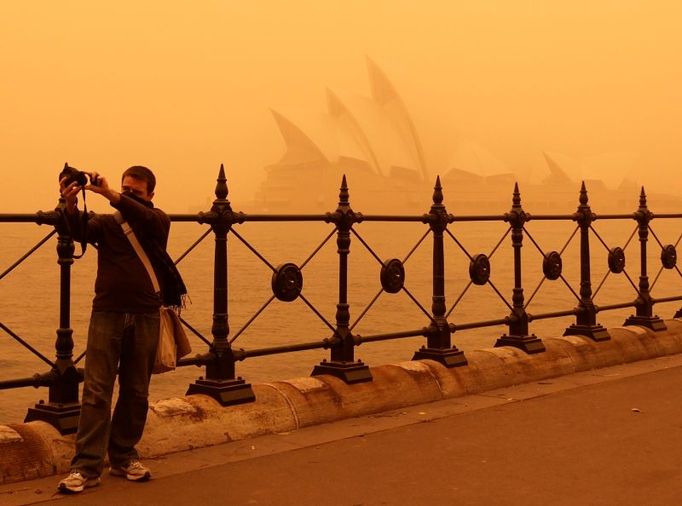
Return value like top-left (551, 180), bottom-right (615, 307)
top-left (271, 263), bottom-right (303, 302)
top-left (661, 244), bottom-right (677, 269)
top-left (469, 253), bottom-right (491, 286)
top-left (380, 258), bottom-right (405, 294)
top-left (608, 247), bottom-right (626, 274)
top-left (543, 251), bottom-right (563, 280)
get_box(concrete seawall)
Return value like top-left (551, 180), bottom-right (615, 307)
top-left (2, 320), bottom-right (682, 485)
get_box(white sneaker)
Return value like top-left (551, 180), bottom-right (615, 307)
top-left (57, 471), bottom-right (100, 494)
top-left (110, 459), bottom-right (151, 481)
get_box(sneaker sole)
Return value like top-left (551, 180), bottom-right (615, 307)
top-left (110, 468), bottom-right (151, 482)
top-left (57, 478), bottom-right (100, 494)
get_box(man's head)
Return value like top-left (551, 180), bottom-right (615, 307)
top-left (121, 166), bottom-right (156, 201)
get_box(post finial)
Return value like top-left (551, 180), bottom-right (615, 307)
top-left (432, 176), bottom-right (443, 205)
top-left (512, 182), bottom-right (521, 208)
top-left (579, 181), bottom-right (588, 206)
top-left (215, 164), bottom-right (228, 201)
top-left (639, 186), bottom-right (647, 209)
top-left (338, 174), bottom-right (349, 205)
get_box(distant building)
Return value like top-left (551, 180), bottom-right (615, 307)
top-left (254, 60), bottom-right (671, 214)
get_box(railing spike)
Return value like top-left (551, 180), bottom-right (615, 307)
top-left (215, 164), bottom-right (228, 201)
top-left (579, 181), bottom-right (588, 206)
top-left (432, 176), bottom-right (443, 205)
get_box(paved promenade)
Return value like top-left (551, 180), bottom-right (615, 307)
top-left (2, 354), bottom-right (682, 506)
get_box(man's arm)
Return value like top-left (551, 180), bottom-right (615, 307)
top-left (59, 178), bottom-right (102, 244)
top-left (112, 194), bottom-right (169, 245)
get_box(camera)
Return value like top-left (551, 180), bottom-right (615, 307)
top-left (59, 163), bottom-right (88, 187)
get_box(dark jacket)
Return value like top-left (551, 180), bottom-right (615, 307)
top-left (68, 194), bottom-right (171, 313)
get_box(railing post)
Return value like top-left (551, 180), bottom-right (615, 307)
top-left (312, 175), bottom-right (372, 383)
top-left (564, 182), bottom-right (610, 341)
top-left (495, 183), bottom-right (545, 353)
top-left (624, 187), bottom-right (666, 331)
top-left (186, 165), bottom-right (255, 404)
top-left (413, 176), bottom-right (466, 367)
top-left (24, 202), bottom-right (82, 434)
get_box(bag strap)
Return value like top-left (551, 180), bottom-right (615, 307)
top-left (114, 211), bottom-right (161, 295)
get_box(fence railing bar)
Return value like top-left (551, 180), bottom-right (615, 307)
top-left (240, 339), bottom-right (331, 358)
top-left (597, 301), bottom-right (636, 312)
top-left (559, 226), bottom-right (579, 255)
top-left (528, 308), bottom-right (578, 321)
top-left (622, 269), bottom-right (642, 295)
top-left (0, 374), bottom-right (52, 390)
top-left (401, 286), bottom-right (436, 323)
top-left (673, 231), bottom-right (682, 249)
top-left (592, 269), bottom-right (611, 300)
top-left (0, 230), bottom-right (57, 281)
top-left (167, 214), bottom-right (209, 222)
top-left (486, 279), bottom-right (514, 311)
top-left (675, 265), bottom-right (682, 280)
top-left (402, 230), bottom-right (430, 264)
top-left (444, 228), bottom-right (473, 261)
top-left (229, 295), bottom-right (277, 344)
top-left (178, 316), bottom-right (213, 347)
top-left (229, 228), bottom-right (277, 272)
top-left (350, 229), bottom-right (384, 267)
top-left (487, 227), bottom-right (512, 261)
top-left (0, 322), bottom-right (54, 368)
top-left (648, 225), bottom-right (666, 250)
top-left (525, 214), bottom-right (574, 221)
top-left (173, 228), bottom-right (212, 265)
top-left (589, 225), bottom-right (612, 253)
top-left (298, 294), bottom-right (336, 332)
top-left (649, 213), bottom-right (682, 219)
top-left (350, 288), bottom-right (384, 331)
top-left (524, 276), bottom-right (547, 310)
top-left (300, 228), bottom-right (337, 270)
top-left (558, 274), bottom-right (582, 302)
top-left (0, 214), bottom-right (56, 223)
top-left (522, 227), bottom-right (546, 257)
top-left (650, 265), bottom-right (666, 292)
top-left (593, 214), bottom-right (638, 220)
top-left (242, 214), bottom-right (353, 222)
top-left (446, 280), bottom-right (473, 319)
top-left (449, 215), bottom-right (508, 222)
top-left (450, 317), bottom-right (511, 332)
top-left (74, 350), bottom-right (86, 365)
top-left (357, 215), bottom-right (428, 222)
top-left (623, 225), bottom-right (639, 251)
top-left (653, 295), bottom-right (682, 304)
top-left (356, 327), bottom-right (429, 344)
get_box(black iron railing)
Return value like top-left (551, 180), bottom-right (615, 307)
top-left (2, 165), bottom-right (682, 434)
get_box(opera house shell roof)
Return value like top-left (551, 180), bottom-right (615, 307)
top-left (254, 60), bottom-right (670, 214)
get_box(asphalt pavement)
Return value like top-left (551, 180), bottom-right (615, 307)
top-left (2, 354), bottom-right (682, 506)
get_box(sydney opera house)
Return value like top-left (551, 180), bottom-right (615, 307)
top-left (253, 59), bottom-right (670, 214)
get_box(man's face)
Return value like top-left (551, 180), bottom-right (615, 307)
top-left (121, 175), bottom-right (153, 201)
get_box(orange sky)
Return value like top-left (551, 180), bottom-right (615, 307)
top-left (1, 1), bottom-right (681, 212)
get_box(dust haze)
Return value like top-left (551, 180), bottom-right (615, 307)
top-left (1, 1), bottom-right (681, 213)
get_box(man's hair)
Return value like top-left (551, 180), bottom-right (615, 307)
top-left (122, 165), bottom-right (156, 194)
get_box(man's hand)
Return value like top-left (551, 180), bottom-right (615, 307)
top-left (59, 177), bottom-right (80, 214)
top-left (84, 172), bottom-right (121, 205)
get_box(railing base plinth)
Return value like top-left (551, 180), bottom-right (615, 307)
top-left (563, 324), bottom-right (611, 342)
top-left (186, 378), bottom-right (255, 406)
top-left (24, 401), bottom-right (80, 435)
top-left (311, 360), bottom-right (373, 384)
top-left (495, 335), bottom-right (545, 354)
top-left (412, 347), bottom-right (467, 368)
top-left (623, 315), bottom-right (667, 331)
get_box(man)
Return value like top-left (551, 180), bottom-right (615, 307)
top-left (57, 166), bottom-right (184, 494)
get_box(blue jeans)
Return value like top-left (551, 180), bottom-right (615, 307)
top-left (71, 311), bottom-right (159, 477)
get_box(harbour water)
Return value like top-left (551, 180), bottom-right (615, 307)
top-left (2, 214), bottom-right (681, 425)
